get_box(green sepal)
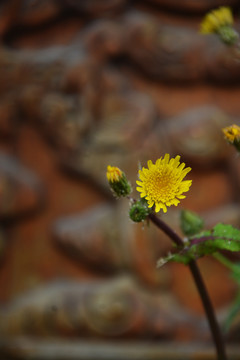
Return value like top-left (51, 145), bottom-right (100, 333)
top-left (218, 25), bottom-right (239, 45)
top-left (233, 138), bottom-right (240, 152)
top-left (109, 173), bottom-right (132, 198)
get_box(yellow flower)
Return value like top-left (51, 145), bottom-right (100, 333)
top-left (106, 166), bottom-right (123, 183)
top-left (222, 124), bottom-right (240, 143)
top-left (200, 7), bottom-right (233, 34)
top-left (136, 154), bottom-right (192, 213)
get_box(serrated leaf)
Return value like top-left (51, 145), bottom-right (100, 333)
top-left (211, 223), bottom-right (240, 251)
top-left (157, 223), bottom-right (240, 266)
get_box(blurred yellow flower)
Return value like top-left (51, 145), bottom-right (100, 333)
top-left (136, 154), bottom-right (192, 213)
top-left (222, 124), bottom-right (240, 143)
top-left (200, 7), bottom-right (233, 34)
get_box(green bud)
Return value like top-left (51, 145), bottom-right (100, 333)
top-left (129, 199), bottom-right (150, 222)
top-left (110, 174), bottom-right (132, 197)
top-left (180, 209), bottom-right (204, 236)
top-left (218, 25), bottom-right (239, 45)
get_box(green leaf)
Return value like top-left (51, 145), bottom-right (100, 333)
top-left (157, 223), bottom-right (240, 266)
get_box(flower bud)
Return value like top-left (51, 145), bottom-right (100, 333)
top-left (106, 165), bottom-right (132, 197)
top-left (222, 124), bottom-right (240, 152)
top-left (129, 199), bottom-right (150, 222)
top-left (200, 7), bottom-right (238, 45)
top-left (180, 209), bottom-right (204, 236)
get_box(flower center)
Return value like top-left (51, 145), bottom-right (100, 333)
top-left (146, 168), bottom-right (177, 202)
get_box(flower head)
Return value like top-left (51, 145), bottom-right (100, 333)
top-left (200, 7), bottom-right (233, 34)
top-left (136, 154), bottom-right (192, 213)
top-left (200, 7), bottom-right (238, 45)
top-left (222, 124), bottom-right (240, 151)
top-left (223, 124), bottom-right (240, 143)
top-left (106, 165), bottom-right (132, 197)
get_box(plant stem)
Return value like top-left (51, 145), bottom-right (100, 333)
top-left (148, 212), bottom-right (228, 360)
top-left (188, 260), bottom-right (227, 360)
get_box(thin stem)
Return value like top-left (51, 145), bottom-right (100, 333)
top-left (188, 261), bottom-right (227, 360)
top-left (148, 213), bottom-right (227, 360)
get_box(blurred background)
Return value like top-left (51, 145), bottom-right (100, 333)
top-left (0, 0), bottom-right (240, 359)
